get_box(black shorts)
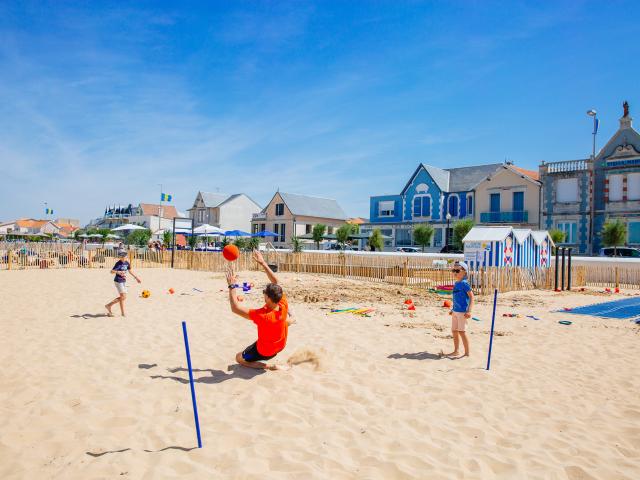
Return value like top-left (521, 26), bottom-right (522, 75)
top-left (242, 342), bottom-right (277, 362)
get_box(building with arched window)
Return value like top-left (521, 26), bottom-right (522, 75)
top-left (364, 162), bottom-right (541, 251)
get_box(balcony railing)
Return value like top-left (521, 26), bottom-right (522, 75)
top-left (480, 211), bottom-right (529, 223)
top-left (544, 159), bottom-right (589, 173)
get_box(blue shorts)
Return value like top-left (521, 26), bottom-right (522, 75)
top-left (242, 342), bottom-right (276, 362)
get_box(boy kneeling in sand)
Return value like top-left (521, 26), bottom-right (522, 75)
top-left (226, 250), bottom-right (293, 370)
top-left (442, 261), bottom-right (473, 358)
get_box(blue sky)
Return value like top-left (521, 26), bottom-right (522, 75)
top-left (1, 1), bottom-right (639, 224)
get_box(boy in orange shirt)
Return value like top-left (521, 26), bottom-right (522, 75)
top-left (226, 250), bottom-right (293, 370)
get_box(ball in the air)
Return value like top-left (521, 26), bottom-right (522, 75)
top-left (141, 290), bottom-right (151, 298)
top-left (223, 244), bottom-right (240, 261)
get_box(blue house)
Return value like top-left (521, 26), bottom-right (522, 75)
top-left (363, 163), bottom-right (503, 250)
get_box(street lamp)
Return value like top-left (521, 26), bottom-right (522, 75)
top-left (445, 212), bottom-right (452, 248)
top-left (586, 109), bottom-right (598, 159)
top-left (586, 109), bottom-right (598, 255)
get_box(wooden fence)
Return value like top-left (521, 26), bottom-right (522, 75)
top-left (1, 242), bottom-right (638, 294)
top-left (0, 242), bottom-right (166, 270)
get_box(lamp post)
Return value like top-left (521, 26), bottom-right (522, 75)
top-left (446, 212), bottom-right (452, 249)
top-left (587, 109), bottom-right (598, 159)
top-left (586, 109), bottom-right (597, 255)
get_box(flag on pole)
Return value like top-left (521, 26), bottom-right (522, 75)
top-left (45, 208), bottom-right (54, 215)
top-left (161, 193), bottom-right (173, 202)
top-left (593, 118), bottom-right (599, 135)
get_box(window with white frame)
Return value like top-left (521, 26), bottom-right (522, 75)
top-left (628, 173), bottom-right (640, 201)
top-left (412, 195), bottom-right (431, 217)
top-left (467, 196), bottom-right (473, 215)
top-left (378, 200), bottom-right (395, 217)
top-left (608, 174), bottom-right (623, 202)
top-left (556, 178), bottom-right (578, 203)
top-left (557, 222), bottom-right (578, 243)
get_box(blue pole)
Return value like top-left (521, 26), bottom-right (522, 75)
top-left (486, 289), bottom-right (498, 371)
top-left (181, 321), bottom-right (203, 448)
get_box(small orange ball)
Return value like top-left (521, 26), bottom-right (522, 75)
top-left (223, 244), bottom-right (240, 261)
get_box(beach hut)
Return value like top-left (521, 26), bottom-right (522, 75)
top-left (513, 229), bottom-right (536, 268)
top-left (462, 227), bottom-right (515, 270)
top-left (531, 230), bottom-right (554, 268)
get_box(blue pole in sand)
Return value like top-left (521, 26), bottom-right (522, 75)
top-left (181, 321), bottom-right (203, 448)
top-left (486, 289), bottom-right (498, 371)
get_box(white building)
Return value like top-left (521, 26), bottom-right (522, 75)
top-left (188, 192), bottom-right (261, 232)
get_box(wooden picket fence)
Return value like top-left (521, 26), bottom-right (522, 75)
top-left (2, 242), bottom-right (639, 294)
top-left (0, 242), bottom-right (167, 270)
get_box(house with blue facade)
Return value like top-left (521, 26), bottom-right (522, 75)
top-left (540, 102), bottom-right (640, 254)
top-left (363, 162), bottom-right (539, 250)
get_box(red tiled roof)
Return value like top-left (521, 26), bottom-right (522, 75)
top-left (139, 203), bottom-right (179, 219)
top-left (511, 166), bottom-right (539, 181)
top-left (16, 219), bottom-right (49, 229)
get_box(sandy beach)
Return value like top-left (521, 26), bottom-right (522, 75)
top-left (0, 267), bottom-right (638, 479)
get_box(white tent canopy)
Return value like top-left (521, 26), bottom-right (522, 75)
top-left (193, 224), bottom-right (225, 235)
top-left (112, 224), bottom-right (147, 232)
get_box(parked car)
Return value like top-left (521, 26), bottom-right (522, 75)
top-left (440, 245), bottom-right (463, 254)
top-left (396, 247), bottom-right (421, 253)
top-left (598, 247), bottom-right (640, 258)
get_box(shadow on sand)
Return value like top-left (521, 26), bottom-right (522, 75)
top-left (387, 351), bottom-right (442, 361)
top-left (70, 313), bottom-right (109, 319)
top-left (86, 445), bottom-right (198, 457)
top-left (150, 364), bottom-right (265, 384)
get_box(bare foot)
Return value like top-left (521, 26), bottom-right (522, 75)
top-left (105, 305), bottom-right (114, 317)
top-left (444, 351), bottom-right (460, 358)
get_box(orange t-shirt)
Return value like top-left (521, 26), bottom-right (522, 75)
top-left (248, 294), bottom-right (288, 356)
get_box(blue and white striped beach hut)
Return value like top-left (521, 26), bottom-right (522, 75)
top-left (462, 227), bottom-right (515, 270)
top-left (513, 229), bottom-right (536, 268)
top-left (531, 230), bottom-right (554, 268)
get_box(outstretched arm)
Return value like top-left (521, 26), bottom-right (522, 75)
top-left (226, 270), bottom-right (251, 319)
top-left (253, 250), bottom-right (278, 284)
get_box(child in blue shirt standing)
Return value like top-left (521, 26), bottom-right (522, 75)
top-left (105, 250), bottom-right (141, 317)
top-left (443, 261), bottom-right (474, 358)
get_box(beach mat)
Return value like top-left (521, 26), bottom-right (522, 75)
top-left (561, 296), bottom-right (640, 319)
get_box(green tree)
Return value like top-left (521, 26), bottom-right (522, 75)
top-left (291, 235), bottom-right (303, 253)
top-left (126, 229), bottom-right (151, 247)
top-left (413, 224), bottom-right (435, 252)
top-left (452, 219), bottom-right (474, 250)
top-left (601, 219), bottom-right (627, 256)
top-left (549, 228), bottom-right (566, 251)
top-left (162, 230), bottom-right (172, 247)
top-left (368, 228), bottom-right (384, 252)
top-left (233, 238), bottom-right (248, 250)
top-left (187, 234), bottom-right (198, 249)
top-left (312, 224), bottom-right (326, 250)
top-left (247, 237), bottom-right (260, 251)
top-left (336, 224), bottom-right (355, 248)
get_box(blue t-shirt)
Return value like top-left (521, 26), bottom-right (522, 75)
top-left (113, 260), bottom-right (130, 283)
top-left (452, 279), bottom-right (471, 313)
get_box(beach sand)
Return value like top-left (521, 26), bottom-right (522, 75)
top-left (0, 268), bottom-right (638, 479)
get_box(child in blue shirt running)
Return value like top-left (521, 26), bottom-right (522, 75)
top-left (443, 261), bottom-right (474, 358)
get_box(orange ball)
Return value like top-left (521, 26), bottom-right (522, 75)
top-left (223, 244), bottom-right (240, 261)
top-left (443, 300), bottom-right (452, 308)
